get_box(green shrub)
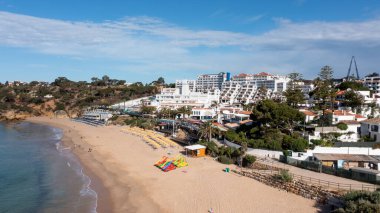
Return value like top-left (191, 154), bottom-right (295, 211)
top-left (109, 115), bottom-right (119, 121)
top-left (335, 191), bottom-right (380, 213)
top-left (276, 170), bottom-right (293, 182)
top-left (337, 123), bottom-right (348, 131)
top-left (218, 155), bottom-right (235, 164)
top-left (55, 102), bottom-right (65, 111)
top-left (243, 154), bottom-right (256, 167)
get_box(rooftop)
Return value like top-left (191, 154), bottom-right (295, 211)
top-left (313, 153), bottom-right (379, 162)
top-left (355, 114), bottom-right (366, 119)
top-left (336, 90), bottom-right (346, 96)
top-left (225, 123), bottom-right (240, 128)
top-left (237, 110), bottom-right (252, 115)
top-left (234, 73), bottom-right (252, 78)
top-left (240, 119), bottom-right (253, 125)
top-left (339, 120), bottom-right (360, 125)
top-left (254, 72), bottom-right (272, 77)
top-left (325, 110), bottom-right (354, 116)
top-left (185, 144), bottom-right (206, 150)
top-left (300, 110), bottom-right (317, 116)
top-left (361, 118), bottom-right (380, 124)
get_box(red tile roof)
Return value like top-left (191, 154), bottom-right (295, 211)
top-left (237, 110), bottom-right (252, 115)
top-left (336, 90), bottom-right (346, 96)
top-left (240, 120), bottom-right (253, 125)
top-left (225, 123), bottom-right (240, 128)
top-left (355, 114), bottom-right (366, 119)
top-left (301, 110), bottom-right (317, 116)
top-left (254, 72), bottom-right (272, 76)
top-left (234, 73), bottom-right (251, 78)
top-left (325, 110), bottom-right (354, 116)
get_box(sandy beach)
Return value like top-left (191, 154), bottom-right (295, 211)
top-left (28, 117), bottom-right (320, 213)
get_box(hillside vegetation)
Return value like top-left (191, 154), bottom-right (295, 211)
top-left (0, 76), bottom-right (165, 120)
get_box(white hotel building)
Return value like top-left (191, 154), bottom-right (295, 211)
top-left (364, 76), bottom-right (380, 95)
top-left (220, 72), bottom-right (289, 104)
top-left (155, 71), bottom-right (289, 108)
top-left (195, 72), bottom-right (228, 93)
top-left (154, 81), bottom-right (220, 109)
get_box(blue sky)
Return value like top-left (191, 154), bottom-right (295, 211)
top-left (1, 0), bottom-right (380, 83)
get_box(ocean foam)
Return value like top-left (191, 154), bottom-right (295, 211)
top-left (54, 128), bottom-right (98, 213)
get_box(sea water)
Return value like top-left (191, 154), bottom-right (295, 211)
top-left (0, 122), bottom-right (97, 213)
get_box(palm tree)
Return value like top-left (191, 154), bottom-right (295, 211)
top-left (199, 121), bottom-right (214, 142)
top-left (177, 106), bottom-right (192, 119)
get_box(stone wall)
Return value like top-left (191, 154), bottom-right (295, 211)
top-left (232, 169), bottom-right (341, 205)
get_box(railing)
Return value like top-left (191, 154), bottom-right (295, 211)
top-left (280, 155), bottom-right (380, 185)
top-left (241, 167), bottom-right (379, 192)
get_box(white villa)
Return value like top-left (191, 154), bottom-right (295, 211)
top-left (361, 118), bottom-right (380, 142)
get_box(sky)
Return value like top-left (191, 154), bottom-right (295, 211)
top-left (0, 0), bottom-right (380, 83)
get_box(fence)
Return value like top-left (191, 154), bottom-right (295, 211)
top-left (333, 142), bottom-right (380, 148)
top-left (243, 168), bottom-right (378, 192)
top-left (279, 156), bottom-right (380, 185)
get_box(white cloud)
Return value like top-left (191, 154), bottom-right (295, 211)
top-left (245, 14), bottom-right (265, 23)
top-left (0, 10), bottom-right (380, 80)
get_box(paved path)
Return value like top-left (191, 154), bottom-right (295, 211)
top-left (256, 157), bottom-right (378, 191)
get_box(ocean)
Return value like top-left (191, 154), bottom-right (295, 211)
top-left (0, 122), bottom-right (97, 213)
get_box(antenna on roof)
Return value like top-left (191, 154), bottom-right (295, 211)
top-left (346, 56), bottom-right (360, 80)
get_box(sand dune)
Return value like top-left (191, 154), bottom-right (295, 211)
top-left (29, 117), bottom-right (319, 213)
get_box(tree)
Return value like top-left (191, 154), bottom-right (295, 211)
top-left (317, 113), bottom-right (333, 127)
top-left (337, 81), bottom-right (369, 91)
top-left (284, 88), bottom-right (304, 107)
top-left (287, 72), bottom-right (303, 89)
top-left (199, 121), bottom-right (213, 142)
top-left (140, 106), bottom-right (156, 114)
top-left (336, 191), bottom-right (380, 213)
top-left (166, 83), bottom-right (175, 88)
top-left (343, 90), bottom-right (364, 111)
top-left (51, 77), bottom-right (72, 87)
top-left (365, 72), bottom-right (380, 78)
top-left (319, 65), bottom-right (333, 81)
top-left (243, 154), bottom-right (256, 167)
top-left (157, 77), bottom-right (165, 85)
top-left (177, 106), bottom-right (192, 119)
top-left (102, 75), bottom-right (110, 84)
top-left (151, 77), bottom-right (165, 86)
top-left (252, 99), bottom-right (305, 133)
top-left (91, 77), bottom-right (99, 83)
top-left (312, 66), bottom-right (336, 111)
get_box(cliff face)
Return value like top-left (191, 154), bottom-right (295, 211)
top-left (0, 101), bottom-right (77, 121)
top-left (0, 110), bottom-right (32, 121)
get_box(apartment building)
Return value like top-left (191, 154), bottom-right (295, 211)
top-left (364, 76), bottom-right (380, 94)
top-left (195, 72), bottom-right (229, 93)
top-left (154, 84), bottom-right (220, 109)
top-left (175, 80), bottom-right (196, 92)
top-left (220, 72), bottom-right (289, 104)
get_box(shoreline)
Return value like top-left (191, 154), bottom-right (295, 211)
top-left (27, 117), bottom-right (319, 213)
top-left (27, 118), bottom-right (114, 213)
top-left (60, 127), bottom-right (113, 213)
top-left (28, 117), bottom-right (162, 213)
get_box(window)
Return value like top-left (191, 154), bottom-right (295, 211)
top-left (371, 125), bottom-right (379, 132)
